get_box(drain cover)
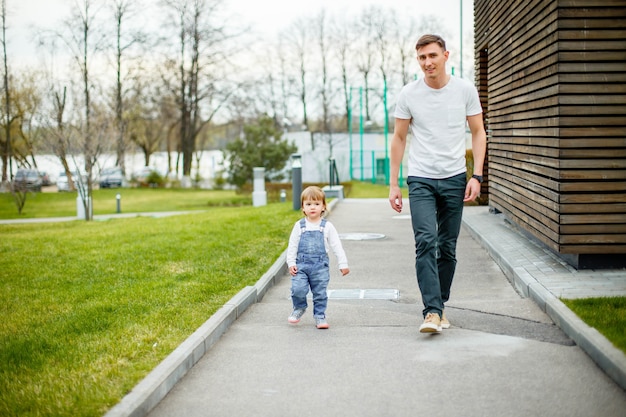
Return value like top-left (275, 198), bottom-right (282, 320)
top-left (339, 233), bottom-right (386, 240)
top-left (327, 289), bottom-right (399, 300)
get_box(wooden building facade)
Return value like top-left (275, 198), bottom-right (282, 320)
top-left (474, 0), bottom-right (626, 268)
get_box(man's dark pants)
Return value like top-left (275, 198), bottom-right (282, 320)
top-left (407, 173), bottom-right (466, 318)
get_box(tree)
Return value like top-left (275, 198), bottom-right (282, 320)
top-left (49, 85), bottom-right (77, 191)
top-left (224, 116), bottom-right (297, 189)
top-left (283, 18), bottom-right (310, 131)
top-left (372, 6), bottom-right (392, 102)
top-left (110, 0), bottom-right (144, 175)
top-left (162, 0), bottom-right (237, 181)
top-left (314, 10), bottom-right (332, 137)
top-left (354, 8), bottom-right (378, 123)
top-left (0, 0), bottom-right (13, 185)
top-left (57, 0), bottom-right (107, 219)
top-left (125, 73), bottom-right (168, 167)
top-left (330, 13), bottom-right (357, 132)
top-left (7, 71), bottom-right (44, 168)
top-left (311, 10), bottom-right (346, 160)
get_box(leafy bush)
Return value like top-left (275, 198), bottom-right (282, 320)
top-left (224, 116), bottom-right (298, 189)
top-left (145, 171), bottom-right (165, 187)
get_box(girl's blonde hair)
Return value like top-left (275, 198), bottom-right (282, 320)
top-left (300, 186), bottom-right (327, 215)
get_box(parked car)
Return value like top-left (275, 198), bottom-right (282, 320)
top-left (99, 166), bottom-right (126, 188)
top-left (57, 170), bottom-right (87, 192)
top-left (13, 169), bottom-right (42, 192)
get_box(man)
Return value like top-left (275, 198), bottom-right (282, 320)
top-left (388, 34), bottom-right (486, 334)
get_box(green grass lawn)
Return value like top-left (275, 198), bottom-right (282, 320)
top-left (0, 188), bottom-right (251, 219)
top-left (345, 180), bottom-right (390, 198)
top-left (561, 297), bottom-right (626, 354)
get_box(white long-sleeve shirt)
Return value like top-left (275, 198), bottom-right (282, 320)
top-left (286, 218), bottom-right (349, 270)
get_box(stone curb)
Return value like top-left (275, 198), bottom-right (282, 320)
top-left (545, 297), bottom-right (626, 391)
top-left (463, 214), bottom-right (626, 392)
top-left (103, 252), bottom-right (288, 417)
top-left (104, 201), bottom-right (341, 416)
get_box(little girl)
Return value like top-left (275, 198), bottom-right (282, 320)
top-left (286, 186), bottom-right (349, 329)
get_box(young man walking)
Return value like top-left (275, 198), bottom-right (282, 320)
top-left (389, 34), bottom-right (487, 334)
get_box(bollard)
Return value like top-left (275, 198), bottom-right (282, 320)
top-left (291, 154), bottom-right (302, 211)
top-left (280, 189), bottom-right (286, 202)
top-left (252, 167), bottom-right (267, 207)
top-left (116, 193), bottom-right (121, 213)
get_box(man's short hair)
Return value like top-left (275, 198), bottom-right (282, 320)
top-left (415, 34), bottom-right (447, 52)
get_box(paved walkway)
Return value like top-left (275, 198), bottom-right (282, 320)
top-left (98, 199), bottom-right (626, 417)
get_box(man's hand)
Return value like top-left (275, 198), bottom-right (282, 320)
top-left (389, 185), bottom-right (403, 213)
top-left (463, 178), bottom-right (481, 202)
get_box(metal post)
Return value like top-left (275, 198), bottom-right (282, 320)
top-left (383, 78), bottom-right (389, 185)
top-left (116, 193), bottom-right (121, 213)
top-left (348, 88), bottom-right (353, 180)
top-left (291, 154), bottom-right (302, 211)
top-left (359, 86), bottom-right (364, 182)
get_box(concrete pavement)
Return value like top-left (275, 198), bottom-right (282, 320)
top-left (99, 198), bottom-right (626, 417)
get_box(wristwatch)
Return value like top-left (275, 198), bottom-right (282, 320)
top-left (471, 174), bottom-right (483, 183)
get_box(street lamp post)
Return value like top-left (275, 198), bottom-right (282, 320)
top-left (291, 154), bottom-right (302, 211)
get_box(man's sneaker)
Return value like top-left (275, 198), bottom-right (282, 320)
top-left (419, 312), bottom-right (442, 333)
top-left (441, 311), bottom-right (450, 329)
top-left (315, 317), bottom-right (329, 329)
top-left (288, 308), bottom-right (306, 324)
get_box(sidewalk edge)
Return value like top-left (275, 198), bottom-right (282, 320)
top-left (103, 250), bottom-right (289, 417)
top-left (463, 209), bottom-right (626, 392)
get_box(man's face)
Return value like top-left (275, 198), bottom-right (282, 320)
top-left (417, 43), bottom-right (449, 79)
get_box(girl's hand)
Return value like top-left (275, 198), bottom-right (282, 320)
top-left (289, 265), bottom-right (298, 276)
top-left (340, 268), bottom-right (350, 276)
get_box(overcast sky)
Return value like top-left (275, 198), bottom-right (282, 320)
top-left (8, 0), bottom-right (474, 67)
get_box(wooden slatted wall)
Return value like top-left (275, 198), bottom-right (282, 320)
top-left (474, 0), bottom-right (626, 268)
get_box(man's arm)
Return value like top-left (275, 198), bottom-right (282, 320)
top-left (389, 118), bottom-right (411, 212)
top-left (464, 113), bottom-right (487, 202)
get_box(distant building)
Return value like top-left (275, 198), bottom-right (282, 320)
top-left (283, 131), bottom-right (390, 184)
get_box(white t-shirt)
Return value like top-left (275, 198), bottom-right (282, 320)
top-left (394, 76), bottom-right (483, 179)
top-left (286, 218), bottom-right (349, 270)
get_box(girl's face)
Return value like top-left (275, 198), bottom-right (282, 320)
top-left (302, 199), bottom-right (325, 220)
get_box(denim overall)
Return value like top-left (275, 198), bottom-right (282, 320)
top-left (291, 218), bottom-right (330, 319)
